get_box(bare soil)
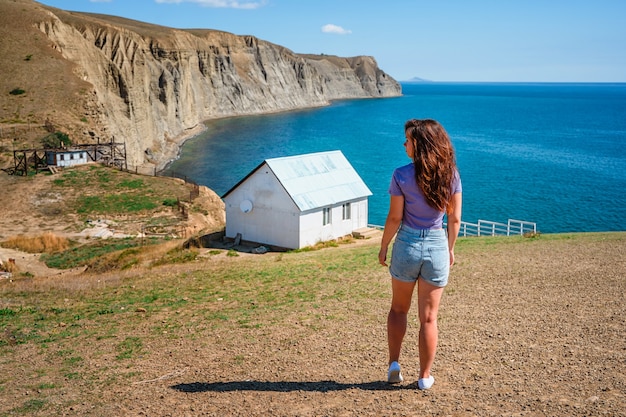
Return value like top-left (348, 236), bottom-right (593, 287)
top-left (0, 171), bottom-right (625, 416)
top-left (0, 0), bottom-right (96, 155)
top-left (129, 235), bottom-right (626, 417)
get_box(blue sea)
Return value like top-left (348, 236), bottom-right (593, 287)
top-left (165, 82), bottom-right (626, 233)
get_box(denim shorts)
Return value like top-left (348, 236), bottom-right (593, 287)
top-left (389, 225), bottom-right (450, 287)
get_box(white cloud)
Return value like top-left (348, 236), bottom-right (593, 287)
top-left (321, 24), bottom-right (352, 35)
top-left (154, 0), bottom-right (266, 9)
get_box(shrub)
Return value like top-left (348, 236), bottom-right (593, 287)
top-left (9, 88), bottom-right (25, 95)
top-left (41, 132), bottom-right (71, 149)
top-left (162, 198), bottom-right (178, 207)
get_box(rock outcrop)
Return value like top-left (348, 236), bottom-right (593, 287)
top-left (31, 5), bottom-right (401, 168)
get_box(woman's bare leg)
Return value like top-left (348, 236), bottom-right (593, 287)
top-left (388, 278), bottom-right (417, 364)
top-left (417, 279), bottom-right (445, 378)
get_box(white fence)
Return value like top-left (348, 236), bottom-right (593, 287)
top-left (370, 219), bottom-right (537, 237)
top-left (450, 219), bottom-right (537, 237)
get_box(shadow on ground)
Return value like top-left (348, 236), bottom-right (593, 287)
top-left (184, 231), bottom-right (283, 254)
top-left (171, 380), bottom-right (415, 393)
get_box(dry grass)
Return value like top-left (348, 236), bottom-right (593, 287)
top-left (0, 258), bottom-right (18, 273)
top-left (83, 239), bottom-right (195, 273)
top-left (0, 232), bottom-right (69, 254)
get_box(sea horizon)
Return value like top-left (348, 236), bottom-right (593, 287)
top-left (400, 80), bottom-right (626, 85)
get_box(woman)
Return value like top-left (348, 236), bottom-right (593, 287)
top-left (378, 119), bottom-right (462, 390)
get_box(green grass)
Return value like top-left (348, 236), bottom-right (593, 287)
top-left (40, 238), bottom-right (148, 269)
top-left (151, 247), bottom-right (198, 266)
top-left (116, 337), bottom-right (143, 360)
top-left (1, 242), bottom-right (387, 352)
top-left (76, 194), bottom-right (158, 214)
top-left (51, 165), bottom-right (179, 215)
top-left (453, 230), bottom-right (615, 249)
top-left (11, 399), bottom-right (46, 414)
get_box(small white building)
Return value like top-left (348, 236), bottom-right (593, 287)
top-left (222, 150), bottom-right (372, 250)
top-left (46, 149), bottom-right (89, 168)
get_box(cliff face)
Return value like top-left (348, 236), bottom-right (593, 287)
top-left (33, 6), bottom-right (401, 168)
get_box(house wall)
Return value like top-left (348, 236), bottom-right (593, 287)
top-left (299, 209), bottom-right (334, 248)
top-left (298, 198), bottom-right (369, 248)
top-left (224, 164), bottom-right (301, 249)
top-left (47, 151), bottom-right (89, 167)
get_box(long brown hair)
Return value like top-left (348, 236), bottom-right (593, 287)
top-left (405, 119), bottom-right (457, 213)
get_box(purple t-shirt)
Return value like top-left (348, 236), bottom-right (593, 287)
top-left (388, 163), bottom-right (462, 230)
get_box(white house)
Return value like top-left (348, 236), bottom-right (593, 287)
top-left (46, 149), bottom-right (89, 168)
top-left (222, 150), bottom-right (372, 250)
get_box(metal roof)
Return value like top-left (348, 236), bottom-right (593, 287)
top-left (222, 150), bottom-right (372, 212)
top-left (265, 150), bottom-right (372, 212)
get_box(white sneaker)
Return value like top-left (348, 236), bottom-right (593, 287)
top-left (387, 361), bottom-right (403, 384)
top-left (418, 375), bottom-right (434, 390)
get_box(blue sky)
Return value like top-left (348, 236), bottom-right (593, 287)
top-left (37, 0), bottom-right (626, 82)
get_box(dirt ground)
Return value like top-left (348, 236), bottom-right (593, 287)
top-left (2, 233), bottom-right (623, 417)
top-left (121, 236), bottom-right (626, 417)
top-left (1, 173), bottom-right (65, 277)
top-left (1, 172), bottom-right (625, 417)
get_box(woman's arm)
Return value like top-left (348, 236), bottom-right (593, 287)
top-left (378, 195), bottom-right (404, 266)
top-left (446, 192), bottom-right (462, 266)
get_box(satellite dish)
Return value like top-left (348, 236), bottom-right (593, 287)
top-left (240, 200), bottom-right (253, 213)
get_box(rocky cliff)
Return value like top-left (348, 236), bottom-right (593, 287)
top-left (21, 2), bottom-right (401, 168)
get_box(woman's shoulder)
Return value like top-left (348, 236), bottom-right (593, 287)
top-left (396, 162), bottom-right (415, 171)
top-left (394, 162), bottom-right (414, 174)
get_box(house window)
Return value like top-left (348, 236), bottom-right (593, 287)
top-left (342, 203), bottom-right (351, 220)
top-left (59, 154), bottom-right (65, 161)
top-left (323, 207), bottom-right (332, 225)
